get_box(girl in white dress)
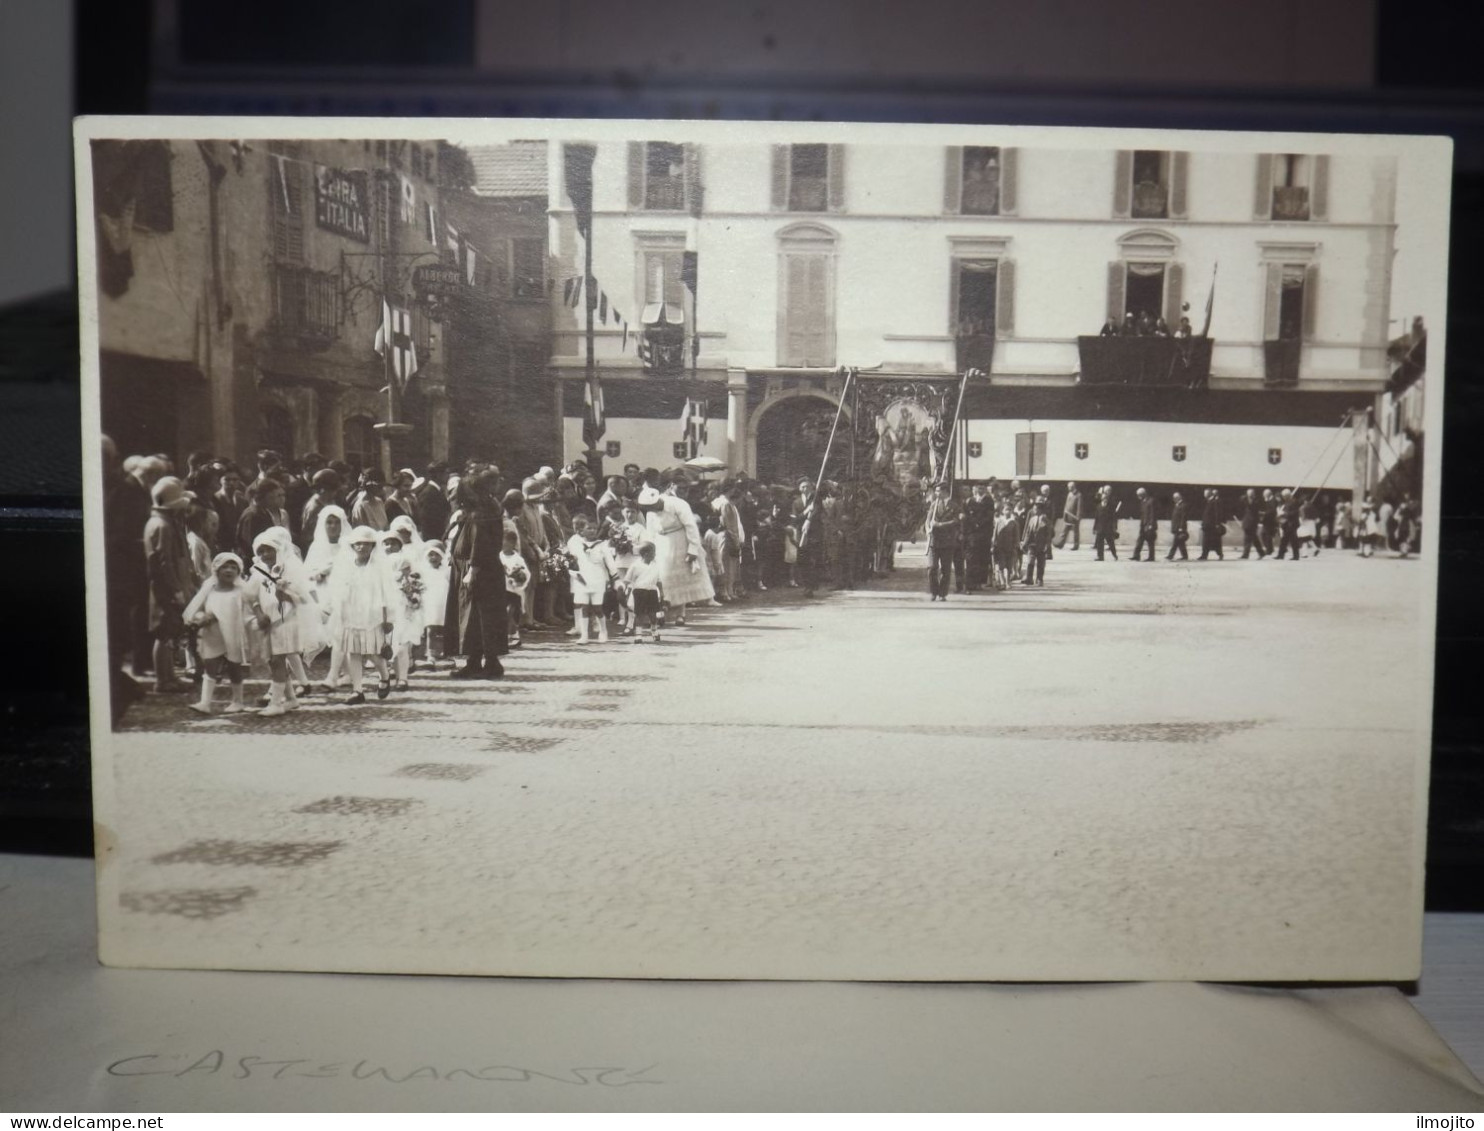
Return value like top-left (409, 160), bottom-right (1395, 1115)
top-left (386, 552), bottom-right (424, 690)
top-left (183, 552), bottom-right (253, 715)
top-left (332, 526), bottom-right (394, 704)
top-left (611, 503), bottom-right (646, 636)
top-left (418, 540), bottom-right (450, 665)
top-left (245, 529), bottom-right (312, 716)
top-left (304, 505), bottom-right (350, 692)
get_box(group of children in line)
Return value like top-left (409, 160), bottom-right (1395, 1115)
top-left (184, 508), bottom-right (449, 716)
top-left (500, 511), bottom-right (667, 648)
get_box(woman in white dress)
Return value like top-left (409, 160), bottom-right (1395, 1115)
top-left (637, 485), bottom-right (713, 625)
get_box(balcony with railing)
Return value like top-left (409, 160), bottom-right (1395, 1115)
top-left (270, 265), bottom-right (340, 346)
top-left (1263, 338), bottom-right (1302, 386)
top-left (1271, 186), bottom-right (1311, 221)
top-left (644, 175), bottom-right (686, 211)
top-left (1131, 180), bottom-right (1169, 219)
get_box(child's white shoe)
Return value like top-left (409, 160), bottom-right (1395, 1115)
top-left (259, 682), bottom-right (288, 717)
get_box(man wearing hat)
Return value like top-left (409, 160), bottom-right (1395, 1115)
top-left (350, 469), bottom-right (389, 532)
top-left (236, 476), bottom-right (290, 564)
top-left (144, 476), bottom-right (196, 693)
top-left (1166, 491), bottom-right (1190, 560)
top-left (386, 468), bottom-right (421, 528)
top-left (1021, 496), bottom-right (1053, 585)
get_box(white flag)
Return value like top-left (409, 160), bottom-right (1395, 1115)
top-left (398, 173), bottom-right (415, 223)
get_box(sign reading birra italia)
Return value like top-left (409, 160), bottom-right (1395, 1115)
top-left (314, 166), bottom-right (370, 243)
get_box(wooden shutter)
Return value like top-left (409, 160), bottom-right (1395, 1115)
top-left (627, 142), bottom-right (645, 209)
top-left (1310, 155), bottom-right (1330, 221)
top-left (1169, 151), bottom-right (1189, 219)
top-left (771, 145), bottom-right (789, 211)
top-left (827, 144), bottom-right (846, 212)
top-left (272, 159), bottom-right (304, 262)
top-left (999, 147), bottom-right (1018, 215)
top-left (780, 254), bottom-right (807, 365)
top-left (1113, 150), bottom-right (1132, 218)
top-left (1302, 263), bottom-right (1319, 340)
top-left (808, 254), bottom-right (833, 365)
top-left (1262, 262), bottom-right (1283, 340)
top-left (995, 258), bottom-right (1015, 338)
top-left (683, 142), bottom-right (703, 216)
top-left (944, 146), bottom-right (963, 214)
top-left (1107, 261), bottom-right (1126, 322)
top-left (1164, 261), bottom-right (1184, 328)
top-left (1254, 154), bottom-right (1274, 219)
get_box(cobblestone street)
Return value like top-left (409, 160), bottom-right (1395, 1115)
top-left (99, 543), bottom-right (1430, 981)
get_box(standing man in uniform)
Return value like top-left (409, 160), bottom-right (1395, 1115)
top-left (925, 480), bottom-right (961, 601)
top-left (1054, 480), bottom-right (1082, 550)
top-left (1131, 487), bottom-right (1157, 562)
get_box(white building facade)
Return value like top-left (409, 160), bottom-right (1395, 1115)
top-left (546, 137), bottom-right (1398, 494)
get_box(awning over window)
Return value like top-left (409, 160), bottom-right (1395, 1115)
top-left (642, 303), bottom-right (683, 326)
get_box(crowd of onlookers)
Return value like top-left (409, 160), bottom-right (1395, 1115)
top-left (98, 441), bottom-right (927, 723)
top-left (97, 437), bottom-right (1422, 723)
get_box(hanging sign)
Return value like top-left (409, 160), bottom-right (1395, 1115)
top-left (413, 263), bottom-right (464, 301)
top-left (313, 166), bottom-right (370, 243)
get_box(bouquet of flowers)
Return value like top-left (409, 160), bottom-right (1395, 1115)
top-left (398, 567), bottom-right (424, 609)
top-left (506, 562), bottom-right (530, 589)
top-left (609, 528), bottom-right (634, 558)
top-left (539, 552), bottom-right (571, 584)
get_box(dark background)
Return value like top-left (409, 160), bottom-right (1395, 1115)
top-left (4, 0), bottom-right (1480, 909)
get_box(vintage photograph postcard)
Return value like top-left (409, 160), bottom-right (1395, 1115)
top-left (76, 116), bottom-right (1450, 980)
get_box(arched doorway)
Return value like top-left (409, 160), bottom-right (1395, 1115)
top-left (753, 394), bottom-right (855, 487)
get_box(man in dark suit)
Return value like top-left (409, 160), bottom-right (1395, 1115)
top-left (1239, 488), bottom-right (1265, 559)
top-left (1093, 487), bottom-right (1119, 561)
top-left (1198, 488), bottom-right (1225, 561)
top-left (299, 467), bottom-right (344, 551)
top-left (1259, 489), bottom-right (1279, 557)
top-left (925, 481), bottom-right (961, 601)
top-left (1165, 491), bottom-right (1190, 560)
top-left (1131, 487), bottom-right (1157, 561)
top-left (413, 463), bottom-right (453, 541)
top-left (963, 482), bottom-right (996, 592)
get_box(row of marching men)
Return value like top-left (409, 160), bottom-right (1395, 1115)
top-left (185, 509), bottom-right (449, 715)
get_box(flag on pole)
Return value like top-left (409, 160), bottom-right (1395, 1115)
top-left (621, 320), bottom-right (629, 351)
top-left (425, 201), bottom-right (439, 244)
top-left (446, 223), bottom-right (461, 261)
top-left (1201, 262), bottom-right (1218, 338)
top-left (373, 299), bottom-right (419, 391)
top-left (398, 173), bottom-right (415, 223)
top-left (599, 292), bottom-right (609, 324)
top-left (563, 277), bottom-right (578, 307)
top-left (274, 155), bottom-right (293, 213)
top-left (679, 397), bottom-right (709, 457)
top-left (465, 244), bottom-right (478, 286)
top-left (583, 370), bottom-right (606, 449)
top-left (563, 143), bottom-right (597, 239)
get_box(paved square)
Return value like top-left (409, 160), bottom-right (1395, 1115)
top-left (99, 544), bottom-right (1430, 980)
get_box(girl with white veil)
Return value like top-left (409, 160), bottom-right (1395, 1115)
top-left (304, 504), bottom-right (350, 692)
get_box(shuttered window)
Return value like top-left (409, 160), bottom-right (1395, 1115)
top-left (627, 142), bottom-right (701, 212)
top-left (270, 155), bottom-right (305, 263)
top-left (1263, 262), bottom-right (1319, 341)
top-left (1259, 155), bottom-right (1329, 221)
top-left (778, 251), bottom-right (834, 367)
top-left (771, 144), bottom-right (846, 212)
top-left (944, 146), bottom-right (1017, 215)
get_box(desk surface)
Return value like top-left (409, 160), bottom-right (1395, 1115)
top-left (2, 854), bottom-right (1481, 1112)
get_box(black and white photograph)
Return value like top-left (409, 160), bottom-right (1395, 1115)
top-left (76, 118), bottom-right (1450, 981)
